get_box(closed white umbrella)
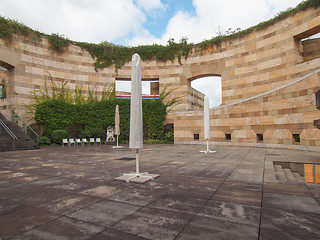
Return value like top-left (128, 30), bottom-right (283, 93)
top-left (204, 96), bottom-right (210, 140)
top-left (129, 54), bottom-right (143, 150)
top-left (113, 104), bottom-right (123, 148)
top-left (200, 96), bottom-right (216, 154)
top-left (122, 53), bottom-right (156, 182)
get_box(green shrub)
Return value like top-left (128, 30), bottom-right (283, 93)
top-left (164, 132), bottom-right (174, 142)
top-left (38, 136), bottom-right (51, 146)
top-left (51, 129), bottom-right (68, 144)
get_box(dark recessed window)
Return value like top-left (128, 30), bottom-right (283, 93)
top-left (225, 134), bottom-right (231, 141)
top-left (293, 134), bottom-right (300, 143)
top-left (257, 134), bottom-right (263, 142)
top-left (194, 134), bottom-right (199, 140)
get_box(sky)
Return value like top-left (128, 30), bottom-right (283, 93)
top-left (0, 0), bottom-right (304, 107)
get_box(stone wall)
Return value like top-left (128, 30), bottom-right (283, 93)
top-left (303, 38), bottom-right (320, 61)
top-left (0, 6), bottom-right (319, 150)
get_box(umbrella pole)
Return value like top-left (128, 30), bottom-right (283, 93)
top-left (117, 135), bottom-right (119, 147)
top-left (200, 139), bottom-right (216, 154)
top-left (136, 149), bottom-right (139, 175)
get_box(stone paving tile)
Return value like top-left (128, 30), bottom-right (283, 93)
top-left (108, 183), bottom-right (168, 206)
top-left (259, 227), bottom-right (319, 240)
top-left (211, 188), bottom-right (262, 206)
top-left (113, 206), bottom-right (194, 240)
top-left (78, 185), bottom-right (123, 199)
top-left (262, 192), bottom-right (320, 213)
top-left (0, 206), bottom-right (59, 239)
top-left (11, 216), bottom-right (104, 240)
top-left (91, 228), bottom-right (148, 240)
top-left (260, 207), bottom-right (320, 239)
top-left (38, 194), bottom-right (101, 215)
top-left (147, 194), bottom-right (207, 214)
top-left (67, 200), bottom-right (141, 227)
top-left (220, 180), bottom-right (262, 192)
top-left (1, 144), bottom-right (320, 239)
top-left (198, 200), bottom-right (261, 227)
top-left (175, 215), bottom-right (259, 240)
top-left (0, 199), bottom-right (22, 215)
top-left (263, 182), bottom-right (313, 196)
top-left (306, 183), bottom-right (320, 197)
top-left (167, 183), bottom-right (217, 199)
top-left (1, 184), bottom-right (71, 206)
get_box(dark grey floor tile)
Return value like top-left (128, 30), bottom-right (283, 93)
top-left (11, 216), bottom-right (103, 240)
top-left (198, 200), bottom-right (261, 227)
top-left (212, 188), bottom-right (262, 206)
top-left (113, 207), bottom-right (194, 240)
top-left (67, 200), bottom-right (140, 227)
top-left (264, 182), bottom-right (312, 196)
top-left (260, 207), bottom-right (320, 239)
top-left (0, 206), bottom-right (58, 239)
top-left (176, 215), bottom-right (258, 240)
top-left (263, 192), bottom-right (320, 213)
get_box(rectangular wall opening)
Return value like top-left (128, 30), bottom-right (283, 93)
top-left (225, 134), bottom-right (231, 141)
top-left (293, 134), bottom-right (300, 143)
top-left (257, 134), bottom-right (263, 142)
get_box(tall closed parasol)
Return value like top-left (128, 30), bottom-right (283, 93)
top-left (121, 53), bottom-right (157, 182)
top-left (113, 104), bottom-right (123, 148)
top-left (200, 96), bottom-right (216, 154)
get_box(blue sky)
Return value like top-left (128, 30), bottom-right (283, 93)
top-left (0, 0), bottom-right (304, 107)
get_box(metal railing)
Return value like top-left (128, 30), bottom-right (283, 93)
top-left (11, 110), bottom-right (39, 146)
top-left (0, 119), bottom-right (17, 150)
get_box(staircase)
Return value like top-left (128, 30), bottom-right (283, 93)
top-left (0, 112), bottom-right (38, 151)
top-left (274, 164), bottom-right (305, 183)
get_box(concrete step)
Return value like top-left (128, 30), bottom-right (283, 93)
top-left (293, 172), bottom-right (305, 183)
top-left (264, 160), bottom-right (277, 182)
top-left (274, 165), bottom-right (287, 181)
top-left (283, 168), bottom-right (297, 182)
top-left (0, 111), bottom-right (38, 151)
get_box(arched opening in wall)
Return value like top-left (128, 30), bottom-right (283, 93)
top-left (115, 78), bottom-right (160, 98)
top-left (295, 26), bottom-right (320, 62)
top-left (0, 66), bottom-right (8, 99)
top-left (190, 75), bottom-right (222, 109)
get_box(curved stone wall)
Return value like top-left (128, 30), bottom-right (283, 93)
top-left (0, 7), bottom-right (319, 150)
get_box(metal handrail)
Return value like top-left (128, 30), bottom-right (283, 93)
top-left (0, 119), bottom-right (17, 139)
top-left (11, 109), bottom-right (39, 146)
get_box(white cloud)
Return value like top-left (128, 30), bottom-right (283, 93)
top-left (136, 0), bottom-right (164, 12)
top-left (128, 0), bottom-right (303, 45)
top-left (0, 0), bottom-right (146, 43)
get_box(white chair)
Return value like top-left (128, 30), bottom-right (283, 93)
top-left (69, 138), bottom-right (75, 146)
top-left (96, 138), bottom-right (101, 145)
top-left (76, 138), bottom-right (82, 146)
top-left (82, 138), bottom-right (88, 146)
top-left (62, 138), bottom-right (68, 147)
top-left (89, 138), bottom-right (95, 145)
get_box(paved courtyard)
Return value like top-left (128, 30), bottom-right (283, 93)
top-left (0, 144), bottom-right (320, 240)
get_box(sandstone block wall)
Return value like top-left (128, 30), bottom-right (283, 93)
top-left (0, 7), bottom-right (319, 150)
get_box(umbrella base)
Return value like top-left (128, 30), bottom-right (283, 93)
top-left (115, 172), bottom-right (159, 183)
top-left (200, 150), bottom-right (216, 154)
top-left (112, 146), bottom-right (124, 149)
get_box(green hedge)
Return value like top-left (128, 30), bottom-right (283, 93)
top-left (51, 129), bottom-right (68, 144)
top-left (35, 99), bottom-right (167, 141)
